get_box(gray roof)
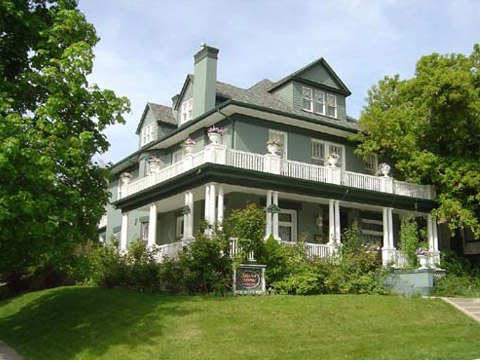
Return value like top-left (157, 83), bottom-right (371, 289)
top-left (214, 78), bottom-right (359, 131)
top-left (147, 102), bottom-right (176, 126)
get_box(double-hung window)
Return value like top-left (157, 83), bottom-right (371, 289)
top-left (313, 90), bottom-right (325, 115)
top-left (140, 123), bottom-right (155, 147)
top-left (302, 87), bottom-right (313, 111)
top-left (327, 94), bottom-right (337, 118)
top-left (180, 98), bottom-right (193, 125)
top-left (278, 209), bottom-right (297, 242)
top-left (364, 153), bottom-right (378, 175)
top-left (311, 139), bottom-right (345, 170)
top-left (268, 130), bottom-right (287, 159)
top-left (302, 86), bottom-right (338, 119)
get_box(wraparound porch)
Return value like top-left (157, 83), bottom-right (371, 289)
top-left (117, 183), bottom-right (440, 267)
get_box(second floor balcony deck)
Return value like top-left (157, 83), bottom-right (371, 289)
top-left (118, 144), bottom-right (434, 201)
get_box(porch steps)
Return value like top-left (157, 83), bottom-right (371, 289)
top-left (442, 298), bottom-right (480, 324)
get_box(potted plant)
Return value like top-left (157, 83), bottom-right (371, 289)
top-left (182, 137), bottom-right (196, 154)
top-left (207, 126), bottom-right (223, 144)
top-left (266, 139), bottom-right (282, 154)
top-left (415, 247), bottom-right (432, 269)
top-left (378, 163), bottom-right (391, 177)
top-left (327, 152), bottom-right (339, 167)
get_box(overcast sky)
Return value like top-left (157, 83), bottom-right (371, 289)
top-left (77, 0), bottom-right (480, 164)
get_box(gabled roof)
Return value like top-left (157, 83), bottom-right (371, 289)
top-left (267, 57), bottom-right (351, 96)
top-left (173, 74), bottom-right (194, 110)
top-left (135, 102), bottom-right (177, 135)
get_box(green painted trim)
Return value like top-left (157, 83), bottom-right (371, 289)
top-left (113, 163), bottom-right (437, 213)
top-left (268, 204), bottom-right (282, 213)
top-left (182, 205), bottom-right (191, 215)
top-left (294, 78), bottom-right (350, 97)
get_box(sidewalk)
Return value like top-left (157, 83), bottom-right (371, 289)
top-left (0, 341), bottom-right (23, 360)
top-left (442, 297), bottom-right (480, 324)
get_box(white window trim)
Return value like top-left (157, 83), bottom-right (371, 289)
top-left (176, 216), bottom-right (184, 239)
top-left (327, 94), bottom-right (338, 119)
top-left (365, 153), bottom-right (378, 175)
top-left (140, 123), bottom-right (155, 147)
top-left (310, 139), bottom-right (345, 171)
top-left (179, 98), bottom-right (193, 125)
top-left (279, 209), bottom-right (297, 242)
top-left (140, 221), bottom-right (149, 242)
top-left (269, 129), bottom-right (288, 159)
top-left (302, 86), bottom-right (337, 119)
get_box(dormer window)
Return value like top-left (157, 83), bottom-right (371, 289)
top-left (302, 86), bottom-right (337, 119)
top-left (140, 123), bottom-right (155, 147)
top-left (180, 98), bottom-right (193, 125)
top-left (327, 94), bottom-right (337, 118)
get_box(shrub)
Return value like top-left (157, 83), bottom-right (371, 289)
top-left (229, 203), bottom-right (265, 261)
top-left (160, 228), bottom-right (232, 295)
top-left (399, 215), bottom-right (420, 268)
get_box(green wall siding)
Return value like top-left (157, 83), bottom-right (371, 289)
top-left (299, 65), bottom-right (340, 90)
top-left (272, 83), bottom-right (294, 105)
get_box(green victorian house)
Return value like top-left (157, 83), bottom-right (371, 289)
top-left (100, 44), bottom-right (448, 266)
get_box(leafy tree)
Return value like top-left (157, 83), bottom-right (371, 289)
top-left (0, 1), bottom-right (130, 279)
top-left (353, 45), bottom-right (480, 238)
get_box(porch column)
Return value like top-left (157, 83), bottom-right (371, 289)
top-left (120, 212), bottom-right (128, 253)
top-left (147, 203), bottom-right (157, 248)
top-left (188, 191), bottom-right (194, 239)
top-left (272, 191), bottom-right (280, 241)
top-left (217, 184), bottom-right (224, 225)
top-left (334, 200), bottom-right (341, 245)
top-left (204, 184), bottom-right (211, 224)
top-left (265, 190), bottom-right (273, 239)
top-left (382, 207), bottom-right (395, 266)
top-left (329, 199), bottom-right (335, 244)
top-left (209, 183), bottom-right (217, 225)
top-left (427, 214), bottom-right (440, 266)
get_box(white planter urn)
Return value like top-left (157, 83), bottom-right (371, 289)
top-left (417, 255), bottom-right (429, 269)
top-left (327, 156), bottom-right (338, 167)
top-left (379, 164), bottom-right (391, 177)
top-left (208, 132), bottom-right (222, 144)
top-left (267, 143), bottom-right (280, 154)
top-left (120, 172), bottom-right (133, 185)
top-left (184, 144), bottom-right (194, 154)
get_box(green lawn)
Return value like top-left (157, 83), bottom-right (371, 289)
top-left (0, 287), bottom-right (479, 360)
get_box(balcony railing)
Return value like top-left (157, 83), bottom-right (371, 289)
top-left (119, 144), bottom-right (434, 200)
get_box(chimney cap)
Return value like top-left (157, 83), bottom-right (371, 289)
top-left (194, 43), bottom-right (219, 63)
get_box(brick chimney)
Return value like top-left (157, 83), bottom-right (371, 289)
top-left (193, 43), bottom-right (219, 118)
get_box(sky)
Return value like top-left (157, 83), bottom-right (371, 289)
top-left (77, 0), bottom-right (480, 164)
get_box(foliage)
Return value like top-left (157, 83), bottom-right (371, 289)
top-left (264, 225), bottom-right (387, 295)
top-left (229, 203), bottom-right (265, 260)
top-left (398, 215), bottom-right (420, 268)
top-left (89, 241), bottom-right (162, 293)
top-left (160, 228), bottom-right (232, 295)
top-left (352, 45), bottom-right (480, 238)
top-left (0, 1), bottom-right (130, 280)
top-left (432, 251), bottom-right (480, 297)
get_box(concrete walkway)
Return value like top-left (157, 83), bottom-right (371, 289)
top-left (0, 341), bottom-right (23, 360)
top-left (442, 297), bottom-right (480, 324)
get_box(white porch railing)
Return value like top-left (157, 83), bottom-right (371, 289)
top-left (154, 241), bottom-right (184, 263)
top-left (119, 144), bottom-right (434, 200)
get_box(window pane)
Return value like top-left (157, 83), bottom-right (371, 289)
top-left (279, 213), bottom-right (292, 222)
top-left (279, 226), bottom-right (292, 242)
top-left (302, 87), bottom-right (313, 111)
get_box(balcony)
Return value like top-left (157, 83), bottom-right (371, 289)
top-left (118, 144), bottom-right (434, 201)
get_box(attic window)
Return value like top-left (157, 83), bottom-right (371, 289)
top-left (180, 98), bottom-right (193, 125)
top-left (302, 86), bottom-right (337, 119)
top-left (140, 123), bottom-right (155, 147)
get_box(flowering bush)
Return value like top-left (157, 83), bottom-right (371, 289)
top-left (207, 126), bottom-right (223, 134)
top-left (183, 137), bottom-right (195, 146)
top-left (415, 247), bottom-right (432, 256)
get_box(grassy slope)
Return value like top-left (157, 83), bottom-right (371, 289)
top-left (0, 287), bottom-right (479, 360)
